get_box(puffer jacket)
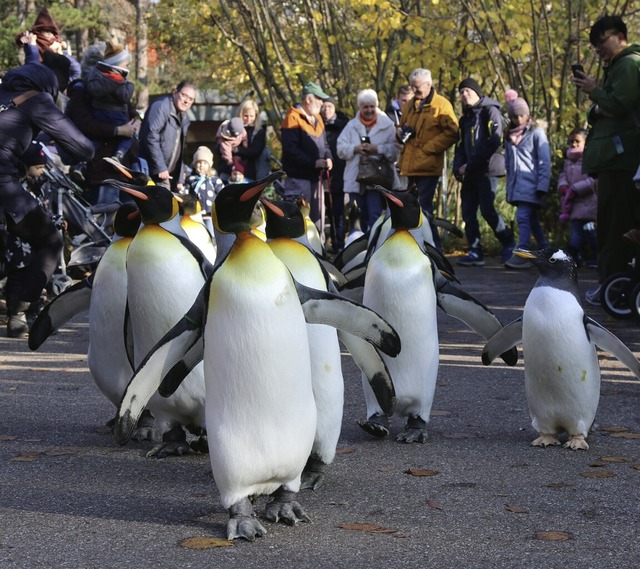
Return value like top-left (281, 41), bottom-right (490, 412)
top-left (398, 89), bottom-right (458, 176)
top-left (558, 147), bottom-right (597, 221)
top-left (504, 121), bottom-right (551, 206)
top-left (582, 43), bottom-right (640, 174)
top-left (337, 109), bottom-right (399, 194)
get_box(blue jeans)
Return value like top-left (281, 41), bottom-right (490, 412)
top-left (515, 202), bottom-right (547, 249)
top-left (568, 220), bottom-right (597, 265)
top-left (461, 175), bottom-right (509, 250)
top-left (409, 175), bottom-right (441, 249)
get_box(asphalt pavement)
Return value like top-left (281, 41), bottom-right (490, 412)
top-left (0, 256), bottom-right (639, 569)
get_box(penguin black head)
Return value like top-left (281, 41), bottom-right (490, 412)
top-left (106, 180), bottom-right (181, 225)
top-left (103, 157), bottom-right (154, 187)
top-left (213, 171), bottom-right (285, 234)
top-left (373, 186), bottom-right (421, 230)
top-left (179, 193), bottom-right (201, 216)
top-left (515, 247), bottom-right (579, 290)
top-left (261, 197), bottom-right (306, 240)
top-left (112, 202), bottom-right (141, 238)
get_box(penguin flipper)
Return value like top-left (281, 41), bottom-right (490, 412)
top-left (436, 276), bottom-right (518, 366)
top-left (585, 318), bottom-right (640, 378)
top-left (114, 287), bottom-right (208, 445)
top-left (295, 280), bottom-right (400, 357)
top-left (333, 232), bottom-right (368, 270)
top-left (158, 335), bottom-right (205, 397)
top-left (424, 242), bottom-right (457, 278)
top-left (28, 278), bottom-right (92, 350)
top-left (432, 216), bottom-right (464, 238)
top-left (337, 330), bottom-right (396, 415)
top-left (482, 318), bottom-right (523, 366)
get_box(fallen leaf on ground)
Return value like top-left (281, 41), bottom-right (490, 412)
top-left (426, 498), bottom-right (443, 510)
top-left (0, 435), bottom-right (17, 441)
top-left (609, 432), bottom-right (640, 439)
top-left (336, 447), bottom-right (356, 455)
top-left (600, 426), bottom-right (629, 433)
top-left (599, 456), bottom-right (630, 463)
top-left (339, 523), bottom-right (397, 534)
top-left (404, 468), bottom-right (439, 477)
top-left (589, 462), bottom-right (605, 468)
top-left (581, 470), bottom-right (615, 478)
top-left (430, 410), bottom-right (451, 417)
top-left (10, 452), bottom-right (40, 462)
top-left (505, 504), bottom-right (529, 514)
top-left (47, 449), bottom-right (79, 456)
top-left (633, 464), bottom-right (640, 470)
top-left (179, 537), bottom-right (233, 549)
top-left (534, 530), bottom-right (573, 541)
top-left (377, 466), bottom-right (393, 473)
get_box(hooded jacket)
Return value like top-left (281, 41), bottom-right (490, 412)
top-left (453, 96), bottom-right (505, 177)
top-left (582, 43), bottom-right (640, 174)
top-left (397, 89), bottom-right (458, 177)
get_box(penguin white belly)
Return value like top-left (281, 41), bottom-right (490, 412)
top-left (126, 225), bottom-right (207, 429)
top-left (523, 287), bottom-right (600, 437)
top-left (269, 239), bottom-right (343, 465)
top-left (181, 216), bottom-right (217, 263)
top-left (204, 237), bottom-right (317, 509)
top-left (363, 232), bottom-right (438, 418)
top-left (88, 238), bottom-right (132, 406)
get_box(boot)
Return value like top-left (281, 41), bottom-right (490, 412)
top-left (7, 300), bottom-right (30, 339)
top-left (496, 228), bottom-right (516, 263)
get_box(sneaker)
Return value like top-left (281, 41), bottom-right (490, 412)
top-left (500, 245), bottom-right (514, 264)
top-left (456, 249), bottom-right (485, 267)
top-left (585, 286), bottom-right (602, 306)
top-left (504, 253), bottom-right (531, 270)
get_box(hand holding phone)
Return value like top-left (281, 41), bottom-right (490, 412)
top-left (571, 63), bottom-right (584, 77)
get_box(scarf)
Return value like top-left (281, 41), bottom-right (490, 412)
top-left (359, 113), bottom-right (377, 129)
top-left (507, 122), bottom-right (529, 145)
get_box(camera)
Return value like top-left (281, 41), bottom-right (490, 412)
top-left (399, 125), bottom-right (415, 144)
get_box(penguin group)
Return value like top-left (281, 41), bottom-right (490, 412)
top-left (28, 171), bottom-right (640, 542)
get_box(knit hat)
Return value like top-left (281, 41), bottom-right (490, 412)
top-left (324, 96), bottom-right (336, 105)
top-left (31, 7), bottom-right (60, 36)
top-left (101, 41), bottom-right (131, 68)
top-left (458, 78), bottom-right (483, 98)
top-left (231, 160), bottom-right (245, 174)
top-left (504, 89), bottom-right (518, 103)
top-left (302, 81), bottom-right (330, 100)
top-left (507, 97), bottom-right (530, 117)
top-left (42, 50), bottom-right (71, 92)
top-left (22, 143), bottom-right (48, 167)
top-left (220, 117), bottom-right (245, 140)
top-left (193, 146), bottom-right (213, 166)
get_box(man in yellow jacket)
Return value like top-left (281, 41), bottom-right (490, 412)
top-left (398, 68), bottom-right (459, 249)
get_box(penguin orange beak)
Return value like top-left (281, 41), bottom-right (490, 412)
top-left (514, 249), bottom-right (536, 259)
top-left (260, 198), bottom-right (285, 217)
top-left (118, 186), bottom-right (149, 201)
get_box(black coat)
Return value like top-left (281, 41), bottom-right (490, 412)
top-left (323, 110), bottom-right (350, 192)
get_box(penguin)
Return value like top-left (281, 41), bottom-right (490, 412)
top-left (261, 196), bottom-right (396, 490)
top-left (178, 193), bottom-right (217, 263)
top-left (114, 172), bottom-right (401, 541)
top-left (482, 248), bottom-right (640, 450)
top-left (359, 188), bottom-right (517, 443)
top-left (107, 174), bottom-right (213, 457)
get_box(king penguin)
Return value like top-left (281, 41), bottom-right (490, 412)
top-left (261, 196), bottom-right (396, 490)
top-left (482, 247), bottom-right (640, 450)
top-left (178, 193), bottom-right (217, 263)
top-left (359, 188), bottom-right (517, 443)
top-left (114, 172), bottom-right (401, 541)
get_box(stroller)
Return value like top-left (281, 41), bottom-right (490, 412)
top-left (41, 163), bottom-right (117, 293)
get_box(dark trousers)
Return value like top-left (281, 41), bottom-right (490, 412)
top-left (460, 175), bottom-right (510, 250)
top-left (596, 170), bottom-right (640, 283)
top-left (4, 206), bottom-right (63, 305)
top-left (409, 175), bottom-right (441, 249)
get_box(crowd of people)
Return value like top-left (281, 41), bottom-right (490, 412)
top-left (1, 9), bottom-right (639, 340)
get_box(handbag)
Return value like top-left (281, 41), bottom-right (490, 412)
top-left (356, 153), bottom-right (395, 189)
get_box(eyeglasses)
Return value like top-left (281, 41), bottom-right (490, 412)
top-left (176, 92), bottom-right (195, 103)
top-left (592, 32), bottom-right (618, 49)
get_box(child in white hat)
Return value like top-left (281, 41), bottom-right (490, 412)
top-left (183, 146), bottom-right (224, 225)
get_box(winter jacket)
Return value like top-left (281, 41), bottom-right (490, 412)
top-left (582, 43), bottom-right (640, 174)
top-left (0, 63), bottom-right (94, 221)
top-left (65, 79), bottom-right (139, 187)
top-left (397, 89), bottom-right (458, 177)
top-left (139, 94), bottom-right (190, 181)
top-left (323, 110), bottom-right (350, 192)
top-left (86, 65), bottom-right (134, 113)
top-left (337, 109), bottom-right (399, 194)
top-left (385, 100), bottom-right (405, 126)
top-left (504, 122), bottom-right (551, 206)
top-left (281, 105), bottom-right (332, 181)
top-left (453, 96), bottom-right (505, 177)
top-left (233, 124), bottom-right (266, 181)
top-left (557, 147), bottom-right (597, 221)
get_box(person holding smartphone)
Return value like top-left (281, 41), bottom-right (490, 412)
top-left (573, 15), bottom-right (640, 305)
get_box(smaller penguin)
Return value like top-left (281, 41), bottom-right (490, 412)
top-left (483, 248), bottom-right (640, 450)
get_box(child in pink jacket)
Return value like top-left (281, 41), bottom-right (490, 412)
top-left (558, 128), bottom-right (597, 267)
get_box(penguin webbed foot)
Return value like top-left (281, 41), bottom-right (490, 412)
top-left (189, 433), bottom-right (209, 454)
top-left (227, 498), bottom-right (267, 541)
top-left (564, 434), bottom-right (589, 451)
top-left (264, 487), bottom-right (311, 526)
top-left (531, 434), bottom-right (561, 447)
top-left (357, 413), bottom-right (390, 438)
top-left (396, 415), bottom-right (428, 444)
top-left (300, 455), bottom-right (328, 491)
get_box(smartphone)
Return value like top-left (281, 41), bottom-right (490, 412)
top-left (360, 136), bottom-right (370, 144)
top-left (571, 63), bottom-right (584, 77)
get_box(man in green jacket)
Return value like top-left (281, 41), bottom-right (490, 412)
top-left (574, 15), bottom-right (640, 305)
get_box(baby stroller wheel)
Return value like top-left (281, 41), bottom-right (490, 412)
top-left (601, 273), bottom-right (634, 319)
top-left (630, 282), bottom-right (640, 320)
